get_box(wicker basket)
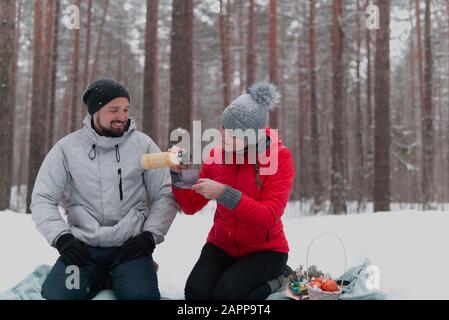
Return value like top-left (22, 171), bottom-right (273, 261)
top-left (305, 233), bottom-right (346, 300)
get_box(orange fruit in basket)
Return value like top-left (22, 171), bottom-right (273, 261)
top-left (314, 277), bottom-right (324, 283)
top-left (321, 279), bottom-right (339, 292)
top-left (309, 281), bottom-right (322, 289)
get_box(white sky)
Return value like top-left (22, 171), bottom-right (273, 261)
top-left (390, 6), bottom-right (413, 65)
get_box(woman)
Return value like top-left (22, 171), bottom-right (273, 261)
top-left (170, 81), bottom-right (295, 300)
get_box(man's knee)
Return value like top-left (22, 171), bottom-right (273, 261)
top-left (115, 285), bottom-right (161, 300)
top-left (42, 278), bottom-right (93, 300)
top-left (41, 259), bottom-right (101, 300)
top-left (112, 257), bottom-right (161, 300)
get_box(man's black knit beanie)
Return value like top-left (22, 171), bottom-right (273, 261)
top-left (82, 78), bottom-right (130, 115)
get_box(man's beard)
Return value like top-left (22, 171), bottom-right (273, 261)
top-left (95, 116), bottom-right (128, 137)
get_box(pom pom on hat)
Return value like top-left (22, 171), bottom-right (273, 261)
top-left (247, 80), bottom-right (280, 112)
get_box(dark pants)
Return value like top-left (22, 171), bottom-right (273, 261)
top-left (42, 246), bottom-right (160, 300)
top-left (185, 242), bottom-right (288, 300)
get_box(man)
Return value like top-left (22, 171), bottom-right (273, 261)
top-left (31, 78), bottom-right (178, 300)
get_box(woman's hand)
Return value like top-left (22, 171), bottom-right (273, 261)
top-left (191, 178), bottom-right (225, 200)
top-left (167, 146), bottom-right (190, 173)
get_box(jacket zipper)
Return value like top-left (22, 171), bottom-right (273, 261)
top-left (116, 145), bottom-right (123, 201)
top-left (266, 230), bottom-right (270, 242)
top-left (118, 168), bottom-right (123, 201)
top-left (232, 165), bottom-right (241, 256)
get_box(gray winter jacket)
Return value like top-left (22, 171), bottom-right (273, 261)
top-left (31, 115), bottom-right (178, 248)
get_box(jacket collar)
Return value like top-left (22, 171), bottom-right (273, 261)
top-left (222, 128), bottom-right (275, 164)
top-left (82, 114), bottom-right (136, 148)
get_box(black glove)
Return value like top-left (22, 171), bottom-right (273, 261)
top-left (55, 233), bottom-right (90, 267)
top-left (116, 232), bottom-right (155, 263)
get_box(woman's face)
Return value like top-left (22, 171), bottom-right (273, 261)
top-left (221, 127), bottom-right (247, 153)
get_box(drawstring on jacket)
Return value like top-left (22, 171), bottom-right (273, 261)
top-left (88, 144), bottom-right (97, 160)
top-left (88, 144), bottom-right (124, 201)
top-left (88, 144), bottom-right (121, 162)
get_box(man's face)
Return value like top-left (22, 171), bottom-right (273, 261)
top-left (92, 97), bottom-right (130, 137)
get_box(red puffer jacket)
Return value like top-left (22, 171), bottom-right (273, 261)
top-left (172, 128), bottom-right (295, 258)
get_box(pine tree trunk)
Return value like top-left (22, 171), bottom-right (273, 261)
top-left (69, 0), bottom-right (81, 132)
top-left (219, 0), bottom-right (231, 107)
top-left (0, 0), bottom-right (17, 210)
top-left (42, 0), bottom-right (54, 151)
top-left (330, 0), bottom-right (346, 215)
top-left (298, 51), bottom-right (309, 201)
top-left (268, 0), bottom-right (279, 129)
top-left (238, 0), bottom-right (245, 93)
top-left (83, 0), bottom-right (93, 89)
top-left (365, 0), bottom-right (374, 203)
top-left (246, 0), bottom-right (256, 87)
top-left (26, 0), bottom-right (46, 212)
top-left (437, 66), bottom-right (444, 202)
top-left (116, 10), bottom-right (125, 82)
top-left (373, 0), bottom-right (391, 212)
top-left (309, 0), bottom-right (323, 213)
top-left (355, 0), bottom-right (365, 211)
top-left (169, 0), bottom-right (194, 139)
top-left (90, 0), bottom-right (110, 82)
top-left (408, 7), bottom-right (419, 204)
top-left (415, 0), bottom-right (425, 205)
top-left (226, 0), bottom-right (233, 99)
top-left (11, 1), bottom-right (21, 191)
top-left (415, 0), bottom-right (425, 117)
top-left (422, 0), bottom-right (434, 208)
top-left (296, 1), bottom-right (308, 201)
top-left (19, 47), bottom-right (33, 189)
top-left (47, 0), bottom-right (60, 150)
top-left (62, 86), bottom-right (71, 136)
top-left (447, 0), bottom-right (449, 203)
top-left (106, 34), bottom-right (113, 76)
top-left (143, 0), bottom-right (160, 144)
top-left (18, 100), bottom-right (30, 212)
top-left (278, 14), bottom-right (286, 139)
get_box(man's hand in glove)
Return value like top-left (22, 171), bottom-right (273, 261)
top-left (55, 233), bottom-right (90, 267)
top-left (116, 232), bottom-right (155, 263)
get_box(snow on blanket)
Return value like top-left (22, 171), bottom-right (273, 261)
top-left (1, 202), bottom-right (448, 299)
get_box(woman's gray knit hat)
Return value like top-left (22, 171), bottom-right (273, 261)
top-left (220, 81), bottom-right (280, 137)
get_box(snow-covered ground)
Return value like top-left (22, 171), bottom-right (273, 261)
top-left (9, 185), bottom-right (449, 215)
top-left (1, 201), bottom-right (449, 299)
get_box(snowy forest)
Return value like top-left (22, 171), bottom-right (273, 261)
top-left (1, 0), bottom-right (449, 216)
